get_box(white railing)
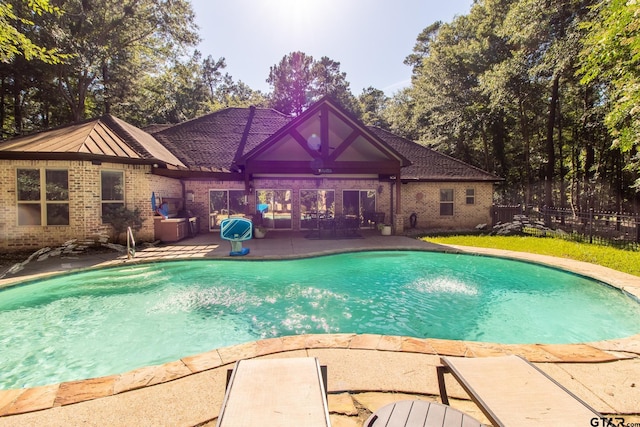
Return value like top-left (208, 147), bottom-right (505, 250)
top-left (126, 226), bottom-right (136, 259)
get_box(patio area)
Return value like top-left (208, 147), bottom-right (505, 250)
top-left (0, 231), bottom-right (639, 426)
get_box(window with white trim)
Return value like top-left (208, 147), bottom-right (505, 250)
top-left (465, 188), bottom-right (475, 205)
top-left (439, 189), bottom-right (454, 216)
top-left (101, 170), bottom-right (124, 222)
top-left (17, 168), bottom-right (69, 226)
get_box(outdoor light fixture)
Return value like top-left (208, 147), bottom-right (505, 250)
top-left (307, 133), bottom-right (321, 151)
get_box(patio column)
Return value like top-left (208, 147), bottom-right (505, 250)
top-left (394, 174), bottom-right (403, 234)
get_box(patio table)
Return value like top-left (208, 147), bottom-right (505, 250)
top-left (364, 400), bottom-right (484, 427)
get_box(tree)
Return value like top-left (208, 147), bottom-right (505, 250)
top-left (0, 0), bottom-right (67, 64)
top-left (311, 56), bottom-right (359, 114)
top-left (500, 0), bottom-right (589, 207)
top-left (387, 0), bottom-right (637, 211)
top-left (129, 51), bottom-right (266, 125)
top-left (102, 205), bottom-right (143, 245)
top-left (267, 51), bottom-right (315, 116)
top-left (358, 87), bottom-right (389, 128)
top-left (50, 0), bottom-right (200, 122)
top-left (579, 0), bottom-right (640, 191)
top-left (403, 21), bottom-right (442, 75)
top-left (267, 51), bottom-right (358, 116)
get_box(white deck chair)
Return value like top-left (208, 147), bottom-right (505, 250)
top-left (437, 355), bottom-right (602, 427)
top-left (216, 357), bottom-right (330, 427)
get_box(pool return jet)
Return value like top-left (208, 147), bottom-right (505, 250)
top-left (219, 217), bottom-right (252, 256)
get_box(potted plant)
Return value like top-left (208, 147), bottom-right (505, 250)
top-left (254, 226), bottom-right (268, 239)
top-left (378, 223), bottom-right (392, 236)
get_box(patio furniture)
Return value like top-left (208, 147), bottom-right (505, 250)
top-left (216, 357), bottom-right (330, 427)
top-left (363, 211), bottom-right (386, 229)
top-left (436, 355), bottom-right (602, 427)
top-left (364, 400), bottom-right (484, 427)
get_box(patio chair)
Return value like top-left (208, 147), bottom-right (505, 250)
top-left (437, 355), bottom-right (602, 427)
top-left (216, 357), bottom-right (330, 427)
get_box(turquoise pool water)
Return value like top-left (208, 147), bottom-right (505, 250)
top-left (1, 250), bottom-right (640, 389)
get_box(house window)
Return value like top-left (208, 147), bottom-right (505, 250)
top-left (209, 189), bottom-right (247, 230)
top-left (466, 188), bottom-right (475, 205)
top-left (101, 170), bottom-right (124, 221)
top-left (17, 168), bottom-right (69, 226)
top-left (440, 189), bottom-right (454, 216)
top-left (255, 189), bottom-right (292, 229)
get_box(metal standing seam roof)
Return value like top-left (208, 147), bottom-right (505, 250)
top-left (0, 115), bottom-right (185, 168)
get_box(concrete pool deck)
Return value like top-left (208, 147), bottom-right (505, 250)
top-left (0, 231), bottom-right (639, 426)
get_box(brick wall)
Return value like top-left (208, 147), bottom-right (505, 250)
top-left (182, 178), bottom-right (493, 233)
top-left (1, 160), bottom-right (495, 252)
top-left (183, 177), bottom-right (388, 232)
top-left (400, 182), bottom-right (494, 230)
top-left (0, 160), bottom-right (160, 251)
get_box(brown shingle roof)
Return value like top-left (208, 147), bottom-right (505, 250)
top-left (369, 127), bottom-right (502, 182)
top-left (150, 107), bottom-right (291, 172)
top-left (0, 102), bottom-right (501, 183)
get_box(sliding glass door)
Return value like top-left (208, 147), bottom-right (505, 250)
top-left (342, 190), bottom-right (376, 227)
top-left (300, 190), bottom-right (335, 230)
top-left (209, 190), bottom-right (247, 230)
top-left (255, 189), bottom-right (292, 229)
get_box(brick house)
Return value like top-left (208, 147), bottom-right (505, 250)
top-left (0, 97), bottom-right (501, 251)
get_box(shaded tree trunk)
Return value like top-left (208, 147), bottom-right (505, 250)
top-left (12, 71), bottom-right (22, 135)
top-left (518, 97), bottom-right (532, 205)
top-left (544, 74), bottom-right (560, 208)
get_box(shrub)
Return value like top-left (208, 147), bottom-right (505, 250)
top-left (102, 206), bottom-right (143, 244)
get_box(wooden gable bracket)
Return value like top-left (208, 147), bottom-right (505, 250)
top-left (290, 128), bottom-right (322, 159)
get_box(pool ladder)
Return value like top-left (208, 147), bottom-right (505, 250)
top-left (126, 226), bottom-right (136, 259)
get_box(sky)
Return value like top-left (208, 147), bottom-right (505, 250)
top-left (189, 0), bottom-right (474, 96)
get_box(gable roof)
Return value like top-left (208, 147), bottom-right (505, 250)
top-left (150, 107), bottom-right (291, 173)
top-left (238, 97), bottom-right (411, 176)
top-left (368, 127), bottom-right (502, 182)
top-left (0, 115), bottom-right (185, 168)
top-left (0, 99), bottom-right (502, 183)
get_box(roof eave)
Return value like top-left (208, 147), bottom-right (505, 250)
top-left (401, 177), bottom-right (505, 183)
top-left (0, 151), bottom-right (163, 166)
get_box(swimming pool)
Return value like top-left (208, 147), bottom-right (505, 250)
top-left (1, 250), bottom-right (639, 389)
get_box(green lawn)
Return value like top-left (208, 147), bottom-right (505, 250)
top-left (421, 235), bottom-right (640, 277)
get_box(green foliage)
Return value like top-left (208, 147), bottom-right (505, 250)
top-left (422, 235), bottom-right (640, 276)
top-left (267, 51), bottom-right (314, 116)
top-left (102, 205), bottom-right (143, 244)
top-left (578, 0), bottom-right (640, 189)
top-left (267, 51), bottom-right (359, 116)
top-left (386, 0), bottom-right (639, 211)
top-left (130, 51), bottom-right (221, 124)
top-left (43, 0), bottom-right (199, 122)
top-left (358, 87), bottom-right (389, 128)
top-left (0, 0), bottom-right (68, 64)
